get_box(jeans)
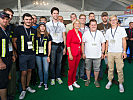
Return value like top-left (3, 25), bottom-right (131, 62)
top-left (36, 56), bottom-right (49, 84)
top-left (50, 45), bottom-right (63, 79)
top-left (76, 59), bottom-right (85, 78)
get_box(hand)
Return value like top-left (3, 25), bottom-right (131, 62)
top-left (130, 38), bottom-right (133, 41)
top-left (122, 53), bottom-right (127, 59)
top-left (82, 54), bottom-right (86, 59)
top-left (0, 62), bottom-right (6, 70)
top-left (69, 54), bottom-right (73, 60)
top-left (104, 53), bottom-right (108, 59)
top-left (63, 48), bottom-right (66, 55)
top-left (101, 54), bottom-right (104, 59)
top-left (12, 55), bottom-right (16, 62)
top-left (47, 57), bottom-right (50, 62)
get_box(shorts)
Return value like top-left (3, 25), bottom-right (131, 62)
top-left (19, 54), bottom-right (35, 71)
top-left (85, 58), bottom-right (101, 72)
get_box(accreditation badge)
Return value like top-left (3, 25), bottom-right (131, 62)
top-left (9, 42), bottom-right (13, 51)
top-left (39, 46), bottom-right (44, 53)
top-left (92, 43), bottom-right (97, 46)
top-left (53, 33), bottom-right (58, 39)
top-left (27, 41), bottom-right (33, 49)
top-left (110, 39), bottom-right (115, 44)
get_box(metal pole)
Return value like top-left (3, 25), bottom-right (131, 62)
top-left (18, 0), bottom-right (22, 25)
top-left (81, 0), bottom-right (84, 11)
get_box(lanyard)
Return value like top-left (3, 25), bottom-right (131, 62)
top-left (111, 26), bottom-right (118, 39)
top-left (40, 36), bottom-right (44, 46)
top-left (1, 28), bottom-right (8, 36)
top-left (102, 23), bottom-right (109, 31)
top-left (89, 29), bottom-right (97, 41)
top-left (52, 20), bottom-right (59, 33)
top-left (129, 28), bottom-right (132, 38)
top-left (24, 26), bottom-right (31, 40)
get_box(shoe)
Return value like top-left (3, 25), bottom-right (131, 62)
top-left (119, 84), bottom-right (124, 93)
top-left (73, 82), bottom-right (80, 88)
top-left (94, 81), bottom-right (100, 87)
top-left (51, 79), bottom-right (55, 85)
top-left (44, 84), bottom-right (48, 90)
top-left (19, 91), bottom-right (26, 99)
top-left (38, 82), bottom-right (43, 88)
top-left (80, 76), bottom-right (87, 81)
top-left (85, 79), bottom-right (90, 86)
top-left (68, 85), bottom-right (73, 91)
top-left (56, 78), bottom-right (63, 84)
top-left (105, 81), bottom-right (112, 89)
top-left (26, 87), bottom-right (36, 93)
top-left (112, 80), bottom-right (119, 85)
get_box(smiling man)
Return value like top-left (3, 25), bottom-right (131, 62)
top-left (46, 7), bottom-right (66, 86)
top-left (13, 13), bottom-right (36, 99)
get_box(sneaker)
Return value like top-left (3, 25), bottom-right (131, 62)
top-left (51, 79), bottom-right (55, 85)
top-left (73, 82), bottom-right (80, 88)
top-left (119, 84), bottom-right (124, 93)
top-left (85, 79), bottom-right (90, 86)
top-left (56, 78), bottom-right (63, 84)
top-left (105, 81), bottom-right (112, 89)
top-left (19, 91), bottom-right (26, 100)
top-left (38, 82), bottom-right (43, 88)
top-left (68, 85), bottom-right (73, 91)
top-left (80, 76), bottom-right (87, 81)
top-left (94, 81), bottom-right (100, 87)
top-left (26, 87), bottom-right (36, 93)
top-left (44, 84), bottom-right (48, 90)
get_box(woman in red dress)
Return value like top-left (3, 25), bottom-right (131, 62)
top-left (66, 19), bottom-right (82, 91)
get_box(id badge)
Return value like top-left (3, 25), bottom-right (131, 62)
top-left (39, 46), bottom-right (44, 53)
top-left (27, 41), bottom-right (33, 49)
top-left (92, 43), bottom-right (97, 46)
top-left (110, 39), bottom-right (115, 44)
top-left (9, 42), bottom-right (13, 51)
top-left (53, 33), bottom-right (58, 39)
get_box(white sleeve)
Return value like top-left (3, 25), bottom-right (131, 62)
top-left (62, 24), bottom-right (66, 32)
top-left (100, 32), bottom-right (106, 43)
top-left (82, 32), bottom-right (86, 43)
top-left (46, 23), bottom-right (50, 33)
top-left (105, 30), bottom-right (109, 41)
top-left (121, 27), bottom-right (127, 38)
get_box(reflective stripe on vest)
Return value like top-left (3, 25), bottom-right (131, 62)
top-left (21, 36), bottom-right (24, 51)
top-left (32, 36), bottom-right (34, 51)
top-left (43, 39), bottom-right (47, 55)
top-left (36, 40), bottom-right (38, 54)
top-left (1, 39), bottom-right (6, 57)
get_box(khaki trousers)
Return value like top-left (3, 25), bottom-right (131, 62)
top-left (108, 52), bottom-right (124, 83)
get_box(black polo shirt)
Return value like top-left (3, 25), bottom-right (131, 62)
top-left (36, 34), bottom-right (52, 57)
top-left (126, 28), bottom-right (133, 38)
top-left (13, 25), bottom-right (37, 55)
top-left (6, 23), bottom-right (16, 43)
top-left (0, 27), bottom-right (10, 58)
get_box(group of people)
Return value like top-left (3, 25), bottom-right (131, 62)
top-left (0, 6), bottom-right (132, 100)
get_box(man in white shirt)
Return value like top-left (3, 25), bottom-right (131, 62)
top-left (82, 19), bottom-right (105, 87)
top-left (46, 7), bottom-right (66, 86)
top-left (105, 15), bottom-right (127, 93)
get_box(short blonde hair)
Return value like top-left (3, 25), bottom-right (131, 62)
top-left (72, 19), bottom-right (81, 28)
top-left (109, 15), bottom-right (117, 21)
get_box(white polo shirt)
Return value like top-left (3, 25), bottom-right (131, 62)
top-left (83, 30), bottom-right (105, 58)
top-left (46, 20), bottom-right (66, 43)
top-left (105, 26), bottom-right (127, 53)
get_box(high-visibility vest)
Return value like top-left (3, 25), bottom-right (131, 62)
top-left (21, 34), bottom-right (35, 52)
top-left (36, 38), bottom-right (47, 55)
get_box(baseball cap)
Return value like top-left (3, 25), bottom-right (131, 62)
top-left (101, 12), bottom-right (108, 17)
top-left (0, 11), bottom-right (10, 19)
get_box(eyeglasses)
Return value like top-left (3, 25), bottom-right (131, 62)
top-left (110, 19), bottom-right (117, 21)
top-left (79, 18), bottom-right (86, 19)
